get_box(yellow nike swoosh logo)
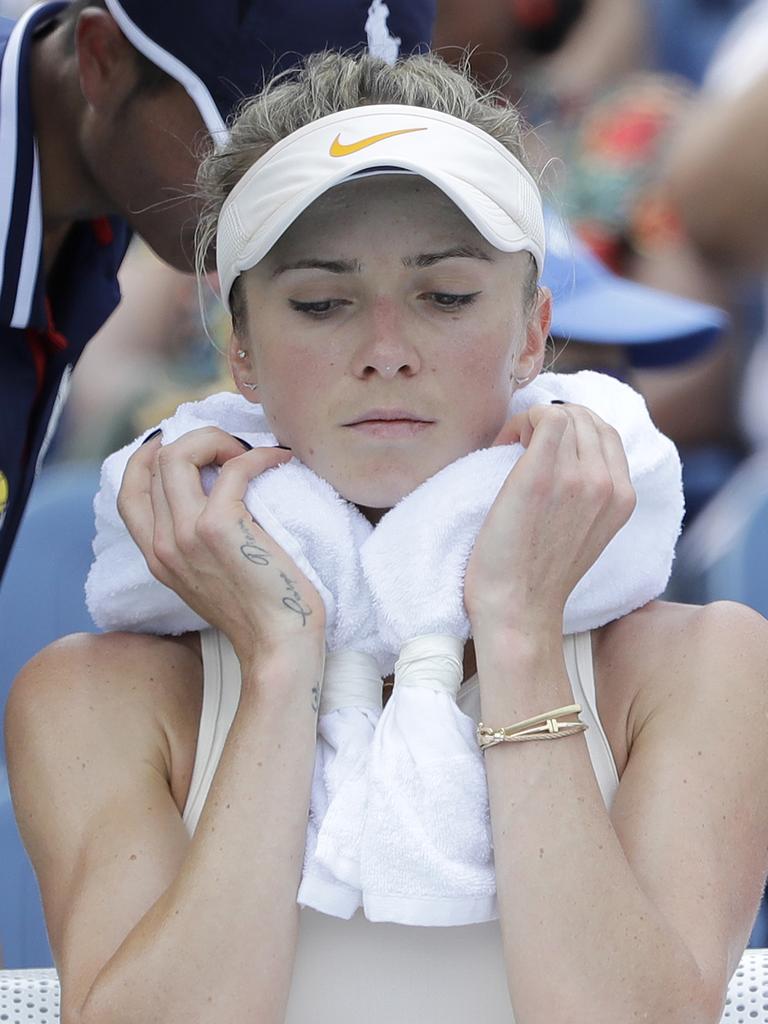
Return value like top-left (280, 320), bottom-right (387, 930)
top-left (329, 127), bottom-right (427, 157)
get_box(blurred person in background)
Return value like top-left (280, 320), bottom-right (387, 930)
top-left (657, 9), bottom-right (768, 951)
top-left (664, 0), bottom-right (768, 451)
top-left (51, 240), bottom-right (226, 464)
top-left (0, 0), bottom-right (434, 579)
top-left (433, 0), bottom-right (753, 115)
top-left (433, 0), bottom-right (754, 508)
top-left (547, 73), bottom-right (747, 465)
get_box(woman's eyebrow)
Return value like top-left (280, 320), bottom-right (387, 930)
top-left (403, 245), bottom-right (494, 268)
top-left (271, 258), bottom-right (361, 277)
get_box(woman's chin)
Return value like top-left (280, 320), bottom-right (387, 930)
top-left (298, 447), bottom-right (468, 509)
top-left (337, 480), bottom-right (417, 511)
top-left (331, 467), bottom-right (433, 510)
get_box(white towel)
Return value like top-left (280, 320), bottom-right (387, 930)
top-left (85, 372), bottom-right (683, 927)
top-left (86, 392), bottom-right (389, 919)
top-left (298, 649), bottom-right (382, 918)
top-left (362, 370), bottom-right (683, 649)
top-left (360, 635), bottom-right (495, 925)
top-left (320, 369), bottom-right (683, 924)
top-left (87, 393), bottom-right (385, 659)
top-left (87, 393), bottom-right (276, 636)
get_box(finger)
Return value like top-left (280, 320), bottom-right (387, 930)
top-left (508, 403), bottom-right (577, 449)
top-left (117, 434), bottom-right (162, 557)
top-left (205, 446), bottom-right (294, 511)
top-left (150, 440), bottom-right (179, 560)
top-left (518, 403), bottom-right (577, 456)
top-left (561, 406), bottom-right (636, 529)
top-left (592, 418), bottom-right (636, 519)
top-left (491, 413), bottom-right (527, 447)
top-left (596, 418), bottom-right (631, 483)
top-left (562, 405), bottom-right (632, 487)
top-left (551, 407), bottom-right (616, 526)
top-left (194, 449), bottom-right (294, 557)
top-left (156, 428), bottom-right (278, 528)
top-left (552, 408), bottom-right (579, 478)
top-left (492, 409), bottom-right (542, 448)
top-left (562, 404), bottom-right (605, 467)
top-left (150, 436), bottom-right (291, 569)
top-left (514, 404), bottom-right (571, 467)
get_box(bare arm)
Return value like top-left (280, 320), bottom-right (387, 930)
top-left (6, 430), bottom-right (327, 1024)
top-left (466, 405), bottom-right (768, 1023)
top-left (7, 629), bottom-right (322, 1024)
top-left (536, 0), bottom-right (648, 108)
top-left (473, 602), bottom-right (768, 1024)
top-left (665, 69), bottom-right (768, 271)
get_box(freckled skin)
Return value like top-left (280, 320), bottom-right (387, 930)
top-left (233, 176), bottom-right (549, 510)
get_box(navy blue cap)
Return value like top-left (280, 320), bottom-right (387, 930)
top-left (103, 0), bottom-right (435, 145)
top-left (543, 209), bottom-right (728, 367)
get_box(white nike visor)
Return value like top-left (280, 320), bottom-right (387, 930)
top-left (216, 104), bottom-right (545, 312)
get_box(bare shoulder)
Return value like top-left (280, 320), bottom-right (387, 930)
top-left (5, 629), bottom-right (203, 825)
top-left (4, 631), bottom-right (204, 972)
top-left (597, 601), bottom-right (768, 981)
top-left (596, 599), bottom-right (768, 748)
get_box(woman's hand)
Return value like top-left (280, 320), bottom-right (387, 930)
top-left (117, 427), bottom-right (327, 662)
top-left (464, 403), bottom-right (636, 634)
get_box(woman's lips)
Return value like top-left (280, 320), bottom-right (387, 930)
top-left (344, 410), bottom-right (435, 438)
top-left (348, 420), bottom-right (432, 438)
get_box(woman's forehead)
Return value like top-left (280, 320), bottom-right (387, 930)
top-left (266, 174), bottom-right (486, 259)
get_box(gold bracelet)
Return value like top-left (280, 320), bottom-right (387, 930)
top-left (477, 703), bottom-right (588, 751)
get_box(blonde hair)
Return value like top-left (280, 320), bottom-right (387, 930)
top-left (195, 50), bottom-right (538, 330)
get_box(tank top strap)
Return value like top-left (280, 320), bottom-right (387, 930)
top-left (182, 629), bottom-right (242, 837)
top-left (182, 630), bottom-right (620, 835)
top-left (563, 632), bottom-right (619, 808)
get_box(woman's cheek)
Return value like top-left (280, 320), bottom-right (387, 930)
top-left (457, 355), bottom-right (512, 436)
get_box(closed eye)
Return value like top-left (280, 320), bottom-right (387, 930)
top-left (289, 299), bottom-right (351, 317)
top-left (423, 291), bottom-right (481, 310)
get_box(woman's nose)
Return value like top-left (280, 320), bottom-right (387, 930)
top-left (352, 297), bottom-right (421, 379)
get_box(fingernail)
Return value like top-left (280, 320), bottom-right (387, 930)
top-left (273, 444), bottom-right (292, 451)
top-left (232, 435), bottom-right (253, 451)
top-left (550, 399), bottom-right (565, 405)
top-left (141, 427), bottom-right (162, 445)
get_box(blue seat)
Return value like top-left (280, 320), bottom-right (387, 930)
top-left (0, 462), bottom-right (102, 713)
top-left (0, 462), bottom-right (102, 968)
top-left (751, 890), bottom-right (768, 948)
top-left (673, 450), bottom-right (768, 614)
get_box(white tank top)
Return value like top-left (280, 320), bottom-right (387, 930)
top-left (183, 628), bottom-right (619, 1024)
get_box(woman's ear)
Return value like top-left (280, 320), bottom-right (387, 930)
top-left (229, 334), bottom-right (260, 400)
top-left (511, 286), bottom-right (552, 387)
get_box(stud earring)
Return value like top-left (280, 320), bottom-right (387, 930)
top-left (236, 349), bottom-right (247, 359)
top-left (242, 382), bottom-right (258, 391)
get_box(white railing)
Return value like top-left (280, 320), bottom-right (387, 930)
top-left (1, 950), bottom-right (768, 1022)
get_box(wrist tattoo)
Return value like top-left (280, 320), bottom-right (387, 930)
top-left (280, 570), bottom-right (313, 626)
top-left (238, 519), bottom-right (271, 566)
top-left (237, 521), bottom-right (314, 627)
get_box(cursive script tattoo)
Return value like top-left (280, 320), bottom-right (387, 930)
top-left (311, 682), bottom-right (321, 713)
top-left (238, 519), bottom-right (271, 566)
top-left (280, 570), bottom-right (313, 626)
